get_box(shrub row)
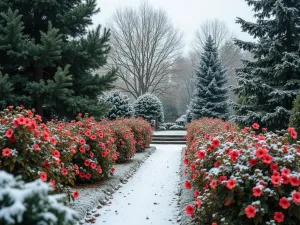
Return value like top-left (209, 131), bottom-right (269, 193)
top-left (0, 107), bottom-right (153, 199)
top-left (184, 119), bottom-right (300, 225)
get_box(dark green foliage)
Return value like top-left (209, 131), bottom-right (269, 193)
top-left (0, 0), bottom-right (117, 119)
top-left (189, 35), bottom-right (229, 121)
top-left (232, 0), bottom-right (300, 130)
top-left (289, 90), bottom-right (300, 135)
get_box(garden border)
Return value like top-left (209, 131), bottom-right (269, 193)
top-left (67, 146), bottom-right (156, 221)
top-left (179, 147), bottom-right (195, 225)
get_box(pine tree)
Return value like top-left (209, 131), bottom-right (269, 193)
top-left (232, 0), bottom-right (300, 130)
top-left (289, 90), bottom-right (300, 135)
top-left (134, 93), bottom-right (164, 123)
top-left (189, 35), bottom-right (229, 120)
top-left (0, 1), bottom-right (117, 119)
top-left (102, 91), bottom-right (134, 120)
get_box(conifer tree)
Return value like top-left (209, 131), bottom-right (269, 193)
top-left (232, 0), bottom-right (300, 130)
top-left (189, 35), bottom-right (229, 120)
top-left (0, 1), bottom-right (117, 119)
top-left (102, 91), bottom-right (134, 120)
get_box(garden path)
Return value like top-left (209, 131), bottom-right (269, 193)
top-left (84, 144), bottom-right (183, 225)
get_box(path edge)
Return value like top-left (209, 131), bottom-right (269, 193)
top-left (68, 146), bottom-right (156, 221)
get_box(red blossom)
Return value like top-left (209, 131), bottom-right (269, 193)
top-left (185, 205), bottom-right (194, 215)
top-left (2, 148), bottom-right (12, 157)
top-left (40, 172), bottom-right (47, 182)
top-left (274, 212), bottom-right (284, 223)
top-left (227, 179), bottom-right (236, 189)
top-left (185, 181), bottom-right (192, 189)
top-left (279, 197), bottom-right (290, 209)
top-left (245, 205), bottom-right (256, 218)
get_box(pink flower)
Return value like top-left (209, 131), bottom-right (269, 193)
top-left (279, 197), bottom-right (290, 209)
top-left (253, 187), bottom-right (262, 197)
top-left (211, 139), bottom-right (220, 147)
top-left (245, 205), bottom-right (256, 218)
top-left (2, 148), bottom-right (12, 157)
top-left (227, 179), bottom-right (236, 189)
top-left (252, 123), bottom-right (260, 130)
top-left (185, 181), bottom-right (192, 189)
top-left (185, 205), bottom-right (194, 215)
top-left (274, 212), bottom-right (284, 223)
top-left (40, 172), bottom-right (47, 182)
top-left (292, 192), bottom-right (300, 203)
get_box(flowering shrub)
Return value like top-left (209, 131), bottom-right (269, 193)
top-left (102, 119), bottom-right (136, 162)
top-left (65, 114), bottom-right (117, 182)
top-left (123, 118), bottom-right (153, 152)
top-left (184, 123), bottom-right (300, 225)
top-left (186, 117), bottom-right (237, 148)
top-left (0, 107), bottom-right (76, 195)
top-left (0, 170), bottom-right (77, 225)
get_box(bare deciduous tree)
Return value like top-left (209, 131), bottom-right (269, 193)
top-left (108, 3), bottom-right (183, 98)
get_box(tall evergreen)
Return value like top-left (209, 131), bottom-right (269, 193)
top-left (0, 0), bottom-right (117, 119)
top-left (189, 35), bottom-right (229, 120)
top-left (232, 0), bottom-right (300, 130)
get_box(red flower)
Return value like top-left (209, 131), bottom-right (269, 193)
top-left (194, 189), bottom-right (200, 197)
top-left (252, 123), bottom-right (260, 130)
top-left (211, 139), bottom-right (220, 147)
top-left (85, 174), bottom-right (92, 179)
top-left (274, 212), bottom-right (284, 223)
top-left (84, 160), bottom-right (91, 167)
top-left (219, 176), bottom-right (227, 183)
top-left (50, 137), bottom-right (57, 145)
top-left (53, 150), bottom-right (60, 158)
top-left (197, 150), bottom-right (206, 159)
top-left (185, 205), bottom-right (194, 215)
top-left (271, 175), bottom-right (281, 185)
top-left (34, 144), bottom-right (41, 151)
top-left (80, 138), bottom-right (86, 145)
top-left (73, 190), bottom-right (79, 199)
top-left (256, 148), bottom-right (267, 159)
top-left (49, 179), bottom-right (56, 188)
top-left (226, 179), bottom-right (236, 189)
top-left (212, 223), bottom-right (217, 225)
top-left (245, 205), bottom-right (256, 218)
top-left (210, 180), bottom-right (217, 189)
top-left (262, 154), bottom-right (273, 164)
top-left (43, 161), bottom-right (51, 169)
top-left (249, 159), bottom-right (258, 166)
top-left (281, 168), bottom-right (291, 176)
top-left (185, 181), bottom-right (192, 189)
top-left (91, 163), bottom-right (97, 169)
top-left (292, 192), bottom-right (300, 203)
top-left (40, 172), bottom-right (47, 182)
top-left (5, 128), bottom-right (14, 138)
top-left (279, 197), bottom-right (290, 209)
top-left (289, 176), bottom-right (300, 186)
top-left (43, 132), bottom-right (50, 141)
top-left (184, 158), bottom-right (189, 164)
top-left (111, 168), bottom-right (115, 173)
top-left (2, 148), bottom-right (12, 157)
top-left (190, 164), bottom-right (196, 171)
top-left (90, 152), bottom-right (94, 158)
top-left (253, 187), bottom-right (262, 197)
top-left (270, 163), bottom-right (279, 171)
top-left (62, 168), bottom-right (68, 176)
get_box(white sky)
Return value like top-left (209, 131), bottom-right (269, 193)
top-left (92, 0), bottom-right (254, 53)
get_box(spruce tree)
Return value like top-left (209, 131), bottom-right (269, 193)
top-left (232, 0), bottom-right (300, 130)
top-left (0, 1), bottom-right (117, 119)
top-left (189, 35), bottom-right (229, 120)
top-left (102, 91), bottom-right (134, 120)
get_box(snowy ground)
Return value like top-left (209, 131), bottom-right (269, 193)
top-left (154, 130), bottom-right (186, 136)
top-left (83, 144), bottom-right (183, 225)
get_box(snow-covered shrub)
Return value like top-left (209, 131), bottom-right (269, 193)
top-left (102, 91), bottom-right (134, 120)
top-left (175, 114), bottom-right (187, 126)
top-left (186, 117), bottom-right (237, 148)
top-left (162, 122), bottom-right (176, 129)
top-left (102, 119), bottom-right (136, 162)
top-left (289, 90), bottom-right (300, 137)
top-left (169, 124), bottom-right (185, 130)
top-left (158, 125), bottom-right (167, 131)
top-left (123, 118), bottom-right (153, 152)
top-left (0, 107), bottom-right (76, 195)
top-left (184, 124), bottom-right (300, 225)
top-left (0, 171), bottom-right (77, 225)
top-left (133, 93), bottom-right (164, 123)
top-left (66, 114), bottom-right (117, 182)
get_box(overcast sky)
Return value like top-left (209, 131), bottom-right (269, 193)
top-left (92, 0), bottom-right (255, 53)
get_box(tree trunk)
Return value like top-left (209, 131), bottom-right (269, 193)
top-left (34, 64), bottom-right (44, 117)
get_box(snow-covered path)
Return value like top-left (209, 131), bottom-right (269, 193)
top-left (86, 144), bottom-right (183, 225)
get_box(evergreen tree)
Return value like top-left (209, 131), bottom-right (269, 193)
top-left (102, 91), bottom-right (134, 120)
top-left (289, 90), bottom-right (300, 135)
top-left (134, 93), bottom-right (164, 123)
top-left (0, 1), bottom-right (117, 119)
top-left (232, 0), bottom-right (300, 130)
top-left (189, 35), bottom-right (229, 120)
